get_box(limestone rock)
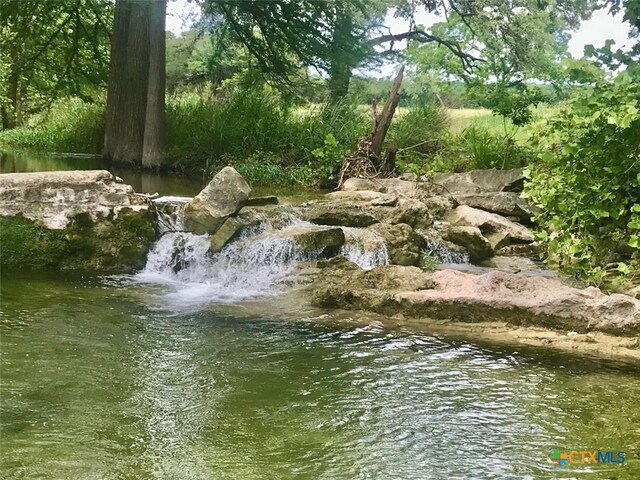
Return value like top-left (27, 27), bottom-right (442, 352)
top-left (0, 170), bottom-right (154, 272)
top-left (433, 168), bottom-right (524, 194)
top-left (0, 170), bottom-right (140, 229)
top-left (184, 167), bottom-right (251, 235)
top-left (454, 192), bottom-right (539, 221)
top-left (325, 190), bottom-right (384, 202)
top-left (445, 205), bottom-right (534, 243)
top-left (209, 217), bottom-right (245, 253)
top-left (341, 178), bottom-right (387, 193)
top-left (302, 202), bottom-right (379, 228)
top-left (274, 225), bottom-right (345, 257)
top-left (445, 226), bottom-right (493, 262)
top-left (310, 264), bottom-right (640, 335)
top-left (369, 223), bottom-right (424, 266)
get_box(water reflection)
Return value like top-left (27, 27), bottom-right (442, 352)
top-left (0, 150), bottom-right (204, 196)
top-left (1, 274), bottom-right (639, 479)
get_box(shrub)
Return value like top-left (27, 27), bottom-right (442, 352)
top-left (523, 71), bottom-right (640, 284)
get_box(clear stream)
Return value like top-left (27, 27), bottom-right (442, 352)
top-left (1, 151), bottom-right (640, 479)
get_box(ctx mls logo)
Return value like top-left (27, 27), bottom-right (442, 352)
top-left (551, 449), bottom-right (625, 467)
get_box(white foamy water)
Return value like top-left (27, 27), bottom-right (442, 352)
top-left (135, 201), bottom-right (393, 308)
top-left (340, 227), bottom-right (389, 270)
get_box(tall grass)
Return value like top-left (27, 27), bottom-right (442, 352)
top-left (0, 91), bottom-right (540, 184)
top-left (0, 98), bottom-right (104, 153)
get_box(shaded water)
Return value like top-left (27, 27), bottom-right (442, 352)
top-left (1, 273), bottom-right (640, 479)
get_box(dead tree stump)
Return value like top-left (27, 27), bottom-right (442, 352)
top-left (338, 66), bottom-right (404, 188)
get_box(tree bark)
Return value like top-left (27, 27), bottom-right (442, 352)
top-left (327, 10), bottom-right (354, 102)
top-left (104, 0), bottom-right (150, 165)
top-left (142, 0), bottom-right (166, 168)
top-left (369, 65), bottom-right (404, 157)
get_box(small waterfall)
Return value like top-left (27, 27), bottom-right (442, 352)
top-left (340, 228), bottom-right (390, 270)
top-left (139, 199), bottom-right (391, 307)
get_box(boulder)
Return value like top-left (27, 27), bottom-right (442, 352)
top-left (369, 223), bottom-right (424, 266)
top-left (302, 202), bottom-right (379, 228)
top-left (0, 170), bottom-right (154, 272)
top-left (275, 225), bottom-right (345, 257)
top-left (445, 205), bottom-right (534, 243)
top-left (209, 217), bottom-right (245, 253)
top-left (341, 178), bottom-right (387, 193)
top-left (325, 190), bottom-right (385, 202)
top-left (183, 166), bottom-right (251, 235)
top-left (375, 198), bottom-right (434, 229)
top-left (433, 168), bottom-right (524, 195)
top-left (445, 226), bottom-right (493, 262)
top-left (370, 193), bottom-right (399, 206)
top-left (454, 192), bottom-right (539, 221)
top-left (497, 243), bottom-right (543, 258)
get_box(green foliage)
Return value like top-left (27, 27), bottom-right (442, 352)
top-left (388, 98), bottom-right (448, 155)
top-left (309, 133), bottom-right (347, 179)
top-left (458, 126), bottom-right (534, 170)
top-left (523, 71), bottom-right (640, 283)
top-left (0, 0), bottom-right (112, 128)
top-left (0, 97), bottom-right (104, 152)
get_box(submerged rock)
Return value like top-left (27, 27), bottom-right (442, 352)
top-left (184, 166), bottom-right (251, 235)
top-left (0, 170), bottom-right (154, 272)
top-left (245, 195), bottom-right (279, 206)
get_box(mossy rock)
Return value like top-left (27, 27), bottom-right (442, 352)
top-left (0, 208), bottom-right (155, 273)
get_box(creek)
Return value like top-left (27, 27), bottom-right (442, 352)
top-left (1, 150), bottom-right (640, 479)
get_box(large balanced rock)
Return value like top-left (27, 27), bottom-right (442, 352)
top-left (311, 264), bottom-right (640, 335)
top-left (184, 166), bottom-right (251, 235)
top-left (0, 170), bottom-right (154, 272)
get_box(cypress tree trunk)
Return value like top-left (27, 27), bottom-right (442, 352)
top-left (327, 11), bottom-right (354, 102)
top-left (142, 0), bottom-right (166, 168)
top-left (104, 0), bottom-right (150, 165)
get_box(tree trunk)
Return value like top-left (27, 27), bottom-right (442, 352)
top-left (142, 0), bottom-right (166, 168)
top-left (369, 65), bottom-right (404, 158)
top-left (104, 0), bottom-right (150, 165)
top-left (327, 11), bottom-right (354, 102)
top-left (328, 59), bottom-right (352, 102)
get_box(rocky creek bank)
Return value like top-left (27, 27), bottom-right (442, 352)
top-left (2, 166), bottom-right (639, 358)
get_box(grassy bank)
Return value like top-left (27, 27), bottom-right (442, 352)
top-left (0, 92), bottom-right (538, 185)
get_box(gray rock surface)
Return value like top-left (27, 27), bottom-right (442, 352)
top-left (184, 167), bottom-right (251, 235)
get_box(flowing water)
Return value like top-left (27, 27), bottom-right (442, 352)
top-left (2, 151), bottom-right (640, 479)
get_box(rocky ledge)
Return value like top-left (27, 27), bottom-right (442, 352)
top-left (0, 170), bottom-right (155, 272)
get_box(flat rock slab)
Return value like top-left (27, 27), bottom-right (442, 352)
top-left (311, 262), bottom-right (640, 335)
top-left (0, 170), bottom-right (145, 229)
